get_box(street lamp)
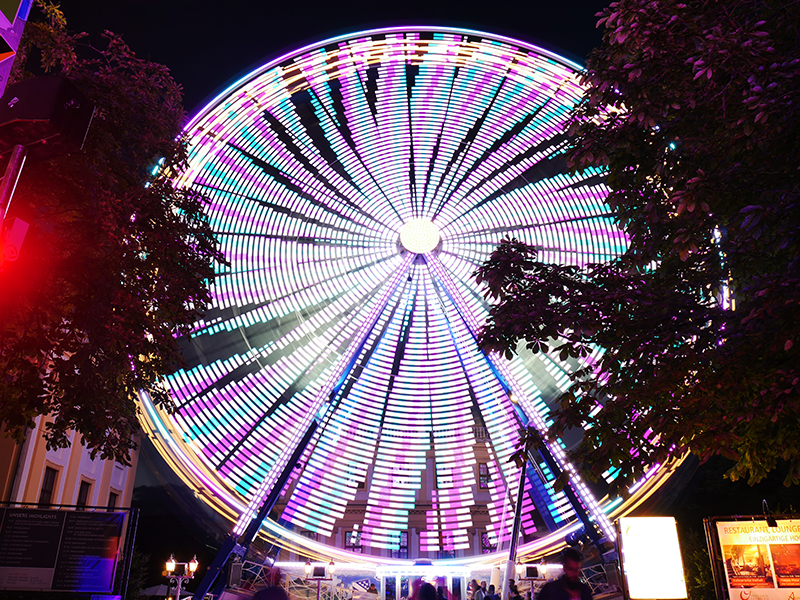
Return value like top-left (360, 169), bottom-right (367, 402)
top-left (539, 560), bottom-right (548, 578)
top-left (304, 560), bottom-right (336, 600)
top-left (165, 554), bottom-right (199, 600)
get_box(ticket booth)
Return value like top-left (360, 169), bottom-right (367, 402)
top-left (375, 564), bottom-right (470, 600)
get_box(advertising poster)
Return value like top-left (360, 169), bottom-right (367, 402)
top-left (716, 519), bottom-right (800, 600)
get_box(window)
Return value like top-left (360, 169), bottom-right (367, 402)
top-left (390, 531), bottom-right (408, 559)
top-left (300, 530), bottom-right (318, 542)
top-left (38, 467), bottom-right (58, 508)
top-left (298, 530), bottom-right (318, 562)
top-left (438, 533), bottom-right (455, 559)
top-left (107, 491), bottom-right (119, 511)
top-left (473, 426), bottom-right (489, 440)
top-left (481, 531), bottom-right (497, 554)
top-left (478, 463), bottom-right (491, 489)
top-left (76, 480), bottom-right (92, 510)
top-left (345, 529), bottom-right (362, 553)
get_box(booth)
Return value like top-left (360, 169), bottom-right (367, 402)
top-left (374, 564), bottom-right (471, 600)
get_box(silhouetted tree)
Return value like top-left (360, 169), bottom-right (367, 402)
top-left (0, 2), bottom-right (224, 463)
top-left (477, 0), bottom-right (800, 492)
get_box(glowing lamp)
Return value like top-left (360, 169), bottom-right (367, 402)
top-left (618, 517), bottom-right (687, 599)
top-left (166, 555), bottom-right (176, 574)
top-left (304, 559), bottom-right (312, 576)
top-left (328, 560), bottom-right (336, 574)
top-left (399, 218), bottom-right (440, 254)
top-left (189, 555), bottom-right (199, 573)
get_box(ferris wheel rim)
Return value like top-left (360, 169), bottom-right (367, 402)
top-left (141, 25), bottom-right (674, 564)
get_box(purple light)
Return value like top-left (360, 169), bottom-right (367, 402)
top-left (137, 26), bottom-right (671, 559)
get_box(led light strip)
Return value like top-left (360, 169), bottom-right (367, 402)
top-left (426, 254), bottom-right (613, 540)
top-left (137, 26), bottom-right (674, 561)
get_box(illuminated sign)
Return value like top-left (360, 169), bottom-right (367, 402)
top-left (618, 517), bottom-right (687, 599)
top-left (713, 518), bottom-right (800, 600)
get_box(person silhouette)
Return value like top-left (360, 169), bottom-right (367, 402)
top-left (538, 549), bottom-right (592, 600)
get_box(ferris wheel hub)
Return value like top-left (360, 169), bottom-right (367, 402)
top-left (399, 218), bottom-right (440, 254)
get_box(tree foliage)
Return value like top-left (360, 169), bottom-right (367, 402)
top-left (0, 2), bottom-right (224, 463)
top-left (477, 0), bottom-right (800, 492)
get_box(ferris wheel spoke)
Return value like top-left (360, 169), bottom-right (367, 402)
top-left (199, 183), bottom-right (387, 238)
top-left (416, 68), bottom-right (458, 216)
top-left (422, 260), bottom-right (543, 544)
top-left (426, 75), bottom-right (510, 218)
top-left (430, 80), bottom-right (572, 223)
top-left (281, 88), bottom-right (404, 226)
top-left (139, 28), bottom-right (676, 561)
top-left (445, 213), bottom-right (622, 263)
top-left (171, 253), bottom-right (408, 420)
top-left (439, 136), bottom-right (570, 228)
top-left (232, 252), bottom-right (416, 532)
top-left (428, 255), bottom-right (615, 541)
top-left (281, 280), bottom-right (427, 538)
top-left (224, 143), bottom-right (391, 230)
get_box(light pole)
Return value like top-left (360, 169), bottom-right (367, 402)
top-left (166, 554), bottom-right (199, 600)
top-left (304, 560), bottom-right (336, 600)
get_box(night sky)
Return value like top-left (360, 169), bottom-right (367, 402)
top-left (56, 0), bottom-right (610, 114)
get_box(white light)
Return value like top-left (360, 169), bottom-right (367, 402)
top-left (399, 218), bottom-right (440, 254)
top-left (619, 517), bottom-right (687, 599)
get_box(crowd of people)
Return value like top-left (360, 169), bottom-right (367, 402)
top-left (465, 549), bottom-right (591, 600)
top-left (468, 578), bottom-right (520, 600)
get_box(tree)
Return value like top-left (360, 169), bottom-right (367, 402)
top-left (477, 0), bottom-right (800, 493)
top-left (0, 3), bottom-right (224, 463)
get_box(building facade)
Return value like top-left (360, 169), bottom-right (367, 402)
top-left (0, 417), bottom-right (138, 509)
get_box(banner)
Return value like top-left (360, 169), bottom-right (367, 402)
top-left (716, 519), bottom-right (800, 600)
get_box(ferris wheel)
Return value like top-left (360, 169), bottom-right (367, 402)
top-left (139, 26), bottom-right (676, 567)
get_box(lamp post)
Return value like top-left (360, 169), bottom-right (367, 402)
top-left (166, 554), bottom-right (199, 600)
top-left (304, 560), bottom-right (336, 600)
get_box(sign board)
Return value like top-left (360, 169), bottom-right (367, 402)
top-left (0, 507), bottom-right (125, 593)
top-left (713, 518), bottom-right (800, 600)
top-left (618, 516), bottom-right (688, 599)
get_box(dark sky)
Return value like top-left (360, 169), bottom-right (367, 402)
top-left (56, 0), bottom-right (610, 114)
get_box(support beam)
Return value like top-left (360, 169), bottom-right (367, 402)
top-left (191, 421), bottom-right (318, 600)
top-left (426, 254), bottom-right (615, 547)
top-left (193, 254), bottom-right (414, 599)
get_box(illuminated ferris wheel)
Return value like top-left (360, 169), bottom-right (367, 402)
top-left (140, 26), bottom-right (675, 565)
